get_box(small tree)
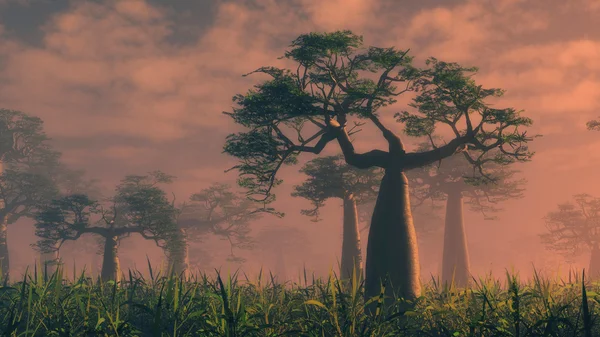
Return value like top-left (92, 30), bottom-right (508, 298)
top-left (223, 30), bottom-right (536, 303)
top-left (292, 155), bottom-right (381, 279)
top-left (166, 183), bottom-right (269, 278)
top-left (34, 171), bottom-right (179, 282)
top-left (409, 143), bottom-right (525, 287)
top-left (540, 194), bottom-right (600, 279)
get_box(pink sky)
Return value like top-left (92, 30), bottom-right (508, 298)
top-left (1, 0), bottom-right (599, 282)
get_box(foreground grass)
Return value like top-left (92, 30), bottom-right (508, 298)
top-left (1, 265), bottom-right (600, 336)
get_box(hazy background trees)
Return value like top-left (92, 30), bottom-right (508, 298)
top-left (34, 171), bottom-right (179, 282)
top-left (292, 155), bottom-right (381, 279)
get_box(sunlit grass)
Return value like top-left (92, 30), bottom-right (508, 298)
top-left (2, 262), bottom-right (600, 336)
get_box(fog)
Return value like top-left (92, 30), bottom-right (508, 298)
top-left (1, 0), bottom-right (599, 285)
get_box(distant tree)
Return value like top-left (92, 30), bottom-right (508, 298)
top-left (540, 194), bottom-right (600, 279)
top-left (408, 143), bottom-right (525, 287)
top-left (587, 119), bottom-right (600, 131)
top-left (223, 30), bottom-right (536, 303)
top-left (36, 163), bottom-right (101, 274)
top-left (292, 155), bottom-right (381, 279)
top-left (0, 109), bottom-right (58, 279)
top-left (166, 183), bottom-right (270, 278)
top-left (253, 225), bottom-right (312, 284)
top-left (34, 171), bottom-right (179, 282)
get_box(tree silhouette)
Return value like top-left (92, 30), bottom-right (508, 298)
top-left (292, 155), bottom-right (381, 279)
top-left (166, 183), bottom-right (270, 278)
top-left (223, 30), bottom-right (536, 303)
top-left (34, 171), bottom-right (179, 282)
top-left (540, 194), bottom-right (600, 279)
top-left (0, 109), bottom-right (58, 279)
top-left (409, 143), bottom-right (525, 287)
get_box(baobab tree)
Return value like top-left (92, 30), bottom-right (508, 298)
top-left (223, 30), bottom-right (536, 303)
top-left (540, 194), bottom-right (600, 280)
top-left (34, 171), bottom-right (179, 282)
top-left (292, 155), bottom-right (381, 279)
top-left (166, 183), bottom-right (269, 277)
top-left (0, 109), bottom-right (57, 279)
top-left (36, 164), bottom-right (101, 274)
top-left (409, 144), bottom-right (525, 287)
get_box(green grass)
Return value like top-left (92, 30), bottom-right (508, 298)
top-left (1, 264), bottom-right (600, 336)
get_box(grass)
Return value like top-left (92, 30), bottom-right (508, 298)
top-left (1, 264), bottom-right (600, 336)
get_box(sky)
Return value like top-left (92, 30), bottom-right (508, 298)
top-left (1, 0), bottom-right (600, 282)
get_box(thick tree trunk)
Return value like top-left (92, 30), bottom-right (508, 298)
top-left (588, 245), bottom-right (600, 280)
top-left (100, 236), bottom-right (120, 282)
top-left (441, 189), bottom-right (471, 288)
top-left (341, 193), bottom-right (362, 280)
top-left (0, 215), bottom-right (9, 280)
top-left (365, 170), bottom-right (420, 304)
top-left (168, 227), bottom-right (190, 278)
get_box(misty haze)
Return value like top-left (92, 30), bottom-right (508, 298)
top-left (0, 0), bottom-right (599, 336)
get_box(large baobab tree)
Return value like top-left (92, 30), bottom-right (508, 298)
top-left (223, 30), bottom-right (536, 303)
top-left (292, 155), bottom-right (381, 279)
top-left (166, 183), bottom-right (269, 277)
top-left (409, 144), bottom-right (525, 287)
top-left (34, 171), bottom-right (179, 282)
top-left (540, 194), bottom-right (600, 280)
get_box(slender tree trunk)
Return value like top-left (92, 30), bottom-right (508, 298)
top-left (168, 227), bottom-right (190, 278)
top-left (441, 189), bottom-right (471, 288)
top-left (100, 236), bottom-right (120, 282)
top-left (365, 170), bottom-right (420, 304)
top-left (341, 193), bottom-right (362, 280)
top-left (589, 244), bottom-right (600, 280)
top-left (40, 246), bottom-right (60, 277)
top-left (0, 214), bottom-right (9, 280)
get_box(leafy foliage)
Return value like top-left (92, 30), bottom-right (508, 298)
top-left (224, 30), bottom-right (536, 210)
top-left (175, 183), bottom-right (271, 263)
top-left (224, 30), bottom-right (417, 201)
top-left (397, 57), bottom-right (537, 171)
top-left (292, 155), bottom-right (382, 220)
top-left (33, 171), bottom-right (179, 256)
top-left (407, 143), bottom-right (526, 220)
top-left (0, 109), bottom-right (50, 163)
top-left (540, 194), bottom-right (600, 260)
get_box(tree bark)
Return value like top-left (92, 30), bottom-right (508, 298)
top-left (0, 215), bottom-right (8, 281)
top-left (364, 169), bottom-right (420, 306)
top-left (168, 227), bottom-right (190, 279)
top-left (589, 244), bottom-right (600, 280)
top-left (341, 193), bottom-right (362, 280)
top-left (441, 189), bottom-right (471, 288)
top-left (100, 236), bottom-right (120, 282)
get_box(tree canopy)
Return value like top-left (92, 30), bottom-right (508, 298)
top-left (33, 171), bottom-right (179, 255)
top-left (223, 30), bottom-right (536, 201)
top-left (176, 183), bottom-right (269, 262)
top-left (408, 144), bottom-right (526, 220)
top-left (540, 194), bottom-right (600, 261)
top-left (292, 155), bottom-right (382, 220)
